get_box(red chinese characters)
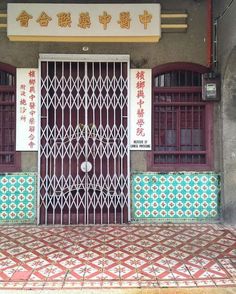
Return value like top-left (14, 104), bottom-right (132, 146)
top-left (135, 70), bottom-right (146, 137)
top-left (19, 70), bottom-right (37, 149)
top-left (19, 84), bottom-right (27, 122)
top-left (28, 70), bottom-right (36, 149)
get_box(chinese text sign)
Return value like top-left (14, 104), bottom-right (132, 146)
top-left (16, 68), bottom-right (38, 151)
top-left (130, 69), bottom-right (152, 150)
top-left (8, 4), bottom-right (161, 42)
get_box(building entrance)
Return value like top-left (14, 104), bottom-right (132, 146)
top-left (39, 55), bottom-right (130, 225)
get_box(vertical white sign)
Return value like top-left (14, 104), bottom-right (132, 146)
top-left (16, 68), bottom-right (38, 151)
top-left (130, 69), bottom-right (152, 150)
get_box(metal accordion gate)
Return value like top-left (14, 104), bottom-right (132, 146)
top-left (39, 54), bottom-right (130, 225)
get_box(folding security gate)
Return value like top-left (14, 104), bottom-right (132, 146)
top-left (39, 54), bottom-right (130, 225)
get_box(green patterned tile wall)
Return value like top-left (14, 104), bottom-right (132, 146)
top-left (132, 172), bottom-right (220, 221)
top-left (0, 173), bottom-right (36, 224)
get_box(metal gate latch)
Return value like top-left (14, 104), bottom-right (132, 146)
top-left (80, 161), bottom-right (92, 172)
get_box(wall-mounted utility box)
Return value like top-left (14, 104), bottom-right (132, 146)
top-left (202, 72), bottom-right (221, 101)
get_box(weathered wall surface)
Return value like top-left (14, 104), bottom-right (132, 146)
top-left (213, 1), bottom-right (236, 224)
top-left (213, 1), bottom-right (236, 73)
top-left (220, 48), bottom-right (236, 224)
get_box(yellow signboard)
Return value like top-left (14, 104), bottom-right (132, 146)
top-left (7, 3), bottom-right (161, 42)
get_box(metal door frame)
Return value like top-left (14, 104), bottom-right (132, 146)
top-left (37, 54), bottom-right (130, 224)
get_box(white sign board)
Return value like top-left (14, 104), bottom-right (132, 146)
top-left (130, 69), bottom-right (152, 150)
top-left (16, 68), bottom-right (39, 151)
top-left (8, 3), bottom-right (161, 42)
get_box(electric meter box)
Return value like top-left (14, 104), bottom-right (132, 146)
top-left (202, 73), bottom-right (220, 101)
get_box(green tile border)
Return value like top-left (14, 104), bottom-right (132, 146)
top-left (131, 172), bottom-right (221, 223)
top-left (0, 173), bottom-right (37, 224)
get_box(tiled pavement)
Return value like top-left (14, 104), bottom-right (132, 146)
top-left (0, 223), bottom-right (236, 291)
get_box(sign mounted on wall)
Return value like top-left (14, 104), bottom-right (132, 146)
top-left (16, 68), bottom-right (39, 151)
top-left (130, 69), bottom-right (152, 150)
top-left (7, 3), bottom-right (161, 42)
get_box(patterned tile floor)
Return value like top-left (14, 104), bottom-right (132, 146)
top-left (0, 223), bottom-right (236, 290)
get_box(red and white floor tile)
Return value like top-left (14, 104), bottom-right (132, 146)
top-left (0, 223), bottom-right (236, 290)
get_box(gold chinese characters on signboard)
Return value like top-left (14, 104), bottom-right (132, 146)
top-left (99, 11), bottom-right (112, 30)
top-left (117, 12), bottom-right (131, 29)
top-left (78, 12), bottom-right (91, 29)
top-left (57, 12), bottom-right (72, 27)
top-left (16, 11), bottom-right (33, 27)
top-left (16, 10), bottom-right (153, 30)
top-left (36, 12), bottom-right (52, 27)
top-left (139, 10), bottom-right (152, 29)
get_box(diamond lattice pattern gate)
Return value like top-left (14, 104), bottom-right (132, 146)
top-left (39, 56), bottom-right (129, 225)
